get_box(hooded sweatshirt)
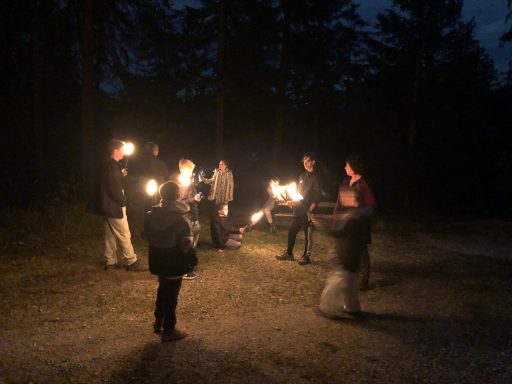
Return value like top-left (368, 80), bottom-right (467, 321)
top-left (143, 200), bottom-right (197, 277)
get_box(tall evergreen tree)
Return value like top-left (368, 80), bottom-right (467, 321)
top-left (369, 0), bottom-right (495, 208)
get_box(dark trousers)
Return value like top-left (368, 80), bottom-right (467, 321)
top-left (154, 277), bottom-right (183, 331)
top-left (287, 214), bottom-right (313, 256)
top-left (359, 245), bottom-right (370, 285)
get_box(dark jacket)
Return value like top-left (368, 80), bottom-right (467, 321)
top-left (101, 158), bottom-right (125, 219)
top-left (334, 177), bottom-right (376, 244)
top-left (293, 170), bottom-right (321, 217)
top-left (330, 212), bottom-right (368, 272)
top-left (143, 200), bottom-right (198, 277)
top-left (139, 152), bottom-right (168, 184)
top-left (210, 215), bottom-right (241, 249)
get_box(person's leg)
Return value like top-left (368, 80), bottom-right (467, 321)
top-left (342, 271), bottom-right (361, 313)
top-left (192, 221), bottom-right (201, 248)
top-left (319, 270), bottom-right (344, 317)
top-left (229, 233), bottom-right (243, 241)
top-left (319, 269), bottom-right (361, 317)
top-left (160, 278), bottom-right (187, 342)
top-left (161, 278), bottom-right (183, 332)
top-left (299, 216), bottom-right (313, 265)
top-left (154, 276), bottom-right (167, 333)
top-left (358, 245), bottom-right (370, 290)
top-left (224, 238), bottom-right (241, 250)
top-left (286, 216), bottom-right (303, 255)
top-left (104, 218), bottom-right (118, 267)
top-left (108, 207), bottom-right (137, 266)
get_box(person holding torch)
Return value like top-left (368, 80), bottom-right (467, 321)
top-left (170, 158), bottom-right (202, 280)
top-left (101, 139), bottom-right (146, 272)
top-left (276, 152), bottom-right (321, 266)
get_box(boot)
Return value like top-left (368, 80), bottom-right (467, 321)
top-left (298, 253), bottom-right (311, 265)
top-left (153, 317), bottom-right (163, 334)
top-left (276, 251), bottom-right (294, 261)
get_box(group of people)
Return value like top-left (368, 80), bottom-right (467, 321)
top-left (99, 139), bottom-right (376, 342)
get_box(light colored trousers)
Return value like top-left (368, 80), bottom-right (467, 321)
top-left (224, 233), bottom-right (243, 250)
top-left (191, 221), bottom-right (200, 248)
top-left (104, 207), bottom-right (137, 266)
top-left (319, 268), bottom-right (361, 315)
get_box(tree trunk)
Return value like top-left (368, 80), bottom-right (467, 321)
top-left (216, 0), bottom-right (227, 160)
top-left (31, 5), bottom-right (44, 186)
top-left (272, 0), bottom-right (291, 172)
top-left (81, 0), bottom-right (95, 196)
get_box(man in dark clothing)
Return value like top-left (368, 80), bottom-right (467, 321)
top-left (143, 181), bottom-right (198, 342)
top-left (276, 152), bottom-right (321, 265)
top-left (140, 142), bottom-right (168, 213)
top-left (210, 203), bottom-right (246, 251)
top-left (101, 139), bottom-right (146, 272)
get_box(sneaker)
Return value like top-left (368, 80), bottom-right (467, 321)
top-left (153, 318), bottom-right (163, 334)
top-left (183, 272), bottom-right (197, 280)
top-left (161, 328), bottom-right (188, 342)
top-left (298, 254), bottom-right (311, 265)
top-left (276, 251), bottom-right (294, 261)
top-left (125, 259), bottom-right (148, 272)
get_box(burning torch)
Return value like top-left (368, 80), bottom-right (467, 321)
top-left (121, 141), bottom-right (135, 172)
top-left (243, 210), bottom-right (264, 232)
top-left (146, 179), bottom-right (158, 207)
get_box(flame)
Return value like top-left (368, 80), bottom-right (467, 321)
top-left (178, 172), bottom-right (192, 187)
top-left (251, 211), bottom-right (264, 224)
top-left (285, 182), bottom-right (303, 202)
top-left (271, 180), bottom-right (286, 201)
top-left (146, 179), bottom-right (158, 196)
top-left (123, 142), bottom-right (135, 156)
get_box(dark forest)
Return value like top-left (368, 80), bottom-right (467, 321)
top-left (2, 0), bottom-right (511, 216)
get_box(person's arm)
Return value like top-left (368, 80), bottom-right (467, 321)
top-left (227, 170), bottom-right (234, 202)
top-left (308, 175), bottom-right (322, 213)
top-left (177, 220), bottom-right (193, 254)
top-left (210, 217), bottom-right (225, 249)
top-left (360, 179), bottom-right (377, 211)
top-left (105, 163), bottom-right (125, 206)
top-left (202, 170), bottom-right (216, 185)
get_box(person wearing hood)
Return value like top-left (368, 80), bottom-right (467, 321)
top-left (143, 181), bottom-right (198, 342)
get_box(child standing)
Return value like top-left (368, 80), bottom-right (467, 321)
top-left (143, 181), bottom-right (198, 342)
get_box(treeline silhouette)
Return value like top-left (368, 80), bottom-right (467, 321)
top-left (1, 0), bottom-right (511, 216)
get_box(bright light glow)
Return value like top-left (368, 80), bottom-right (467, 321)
top-left (178, 172), bottom-right (192, 187)
top-left (251, 211), bottom-right (264, 224)
top-left (146, 179), bottom-right (158, 196)
top-left (123, 142), bottom-right (135, 156)
top-left (285, 182), bottom-right (303, 202)
top-left (271, 180), bottom-right (286, 201)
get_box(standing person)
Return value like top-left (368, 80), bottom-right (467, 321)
top-left (140, 142), bottom-right (168, 213)
top-left (170, 158), bottom-right (202, 280)
top-left (202, 160), bottom-right (234, 208)
top-left (101, 139), bottom-right (146, 272)
top-left (210, 203), bottom-right (246, 251)
top-left (276, 152), bottom-right (321, 265)
top-left (262, 178), bottom-right (279, 234)
top-left (334, 154), bottom-right (376, 291)
top-left (143, 181), bottom-right (198, 342)
top-left (314, 208), bottom-right (370, 319)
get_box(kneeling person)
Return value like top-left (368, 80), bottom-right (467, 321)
top-left (210, 203), bottom-right (246, 251)
top-left (143, 181), bottom-right (198, 342)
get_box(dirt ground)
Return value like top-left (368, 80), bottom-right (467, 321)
top-left (0, 201), bottom-right (511, 383)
